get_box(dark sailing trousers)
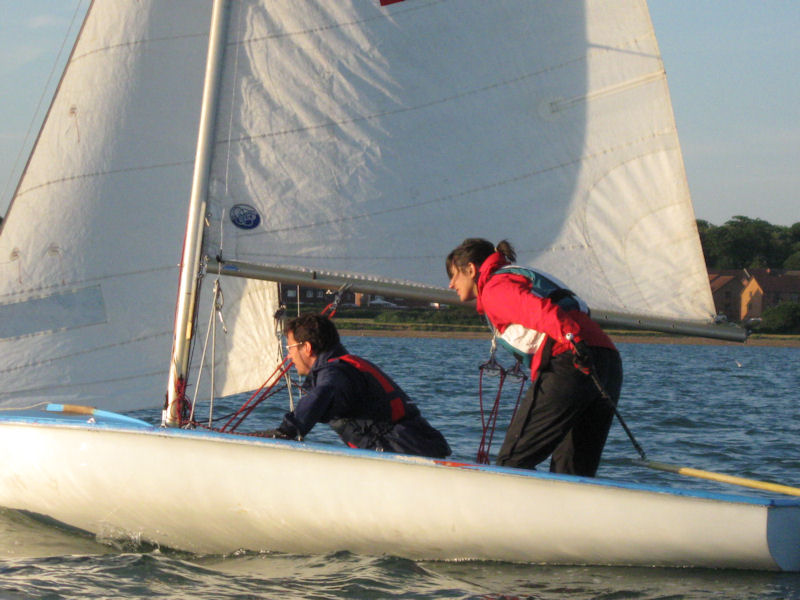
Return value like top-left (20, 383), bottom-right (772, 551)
top-left (495, 346), bottom-right (623, 477)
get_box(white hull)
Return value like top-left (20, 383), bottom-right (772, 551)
top-left (1, 410), bottom-right (799, 571)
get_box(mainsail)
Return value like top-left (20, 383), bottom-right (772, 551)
top-left (202, 0), bottom-right (722, 329)
top-left (1, 0), bottom-right (737, 414)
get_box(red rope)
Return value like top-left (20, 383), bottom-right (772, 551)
top-left (218, 298), bottom-right (342, 433)
top-left (219, 356), bottom-right (293, 432)
top-left (172, 377), bottom-right (193, 427)
top-left (477, 367), bottom-right (506, 464)
top-left (476, 362), bottom-right (528, 464)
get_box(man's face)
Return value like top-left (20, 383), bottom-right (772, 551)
top-left (286, 331), bottom-right (315, 376)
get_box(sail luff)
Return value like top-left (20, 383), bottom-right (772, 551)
top-left (165, 0), bottom-right (231, 426)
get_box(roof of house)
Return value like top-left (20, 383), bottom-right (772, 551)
top-left (709, 274), bottom-right (740, 293)
top-left (747, 269), bottom-right (800, 294)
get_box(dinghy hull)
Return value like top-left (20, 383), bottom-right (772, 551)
top-left (1, 410), bottom-right (798, 571)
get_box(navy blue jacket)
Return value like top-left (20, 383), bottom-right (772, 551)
top-left (278, 343), bottom-right (450, 458)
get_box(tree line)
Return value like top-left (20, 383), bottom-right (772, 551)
top-left (696, 216), bottom-right (800, 334)
top-left (697, 216), bottom-right (800, 270)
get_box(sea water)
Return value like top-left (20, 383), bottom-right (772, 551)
top-left (2, 337), bottom-right (800, 599)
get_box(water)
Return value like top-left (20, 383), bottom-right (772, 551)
top-left (2, 337), bottom-right (800, 599)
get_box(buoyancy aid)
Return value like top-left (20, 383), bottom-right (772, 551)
top-left (489, 265), bottom-right (590, 368)
top-left (330, 354), bottom-right (415, 423)
top-left (325, 353), bottom-right (450, 457)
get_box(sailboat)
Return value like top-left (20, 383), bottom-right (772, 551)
top-left (1, 0), bottom-right (797, 571)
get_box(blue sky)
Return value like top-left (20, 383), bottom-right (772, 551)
top-left (0, 1), bottom-right (797, 226)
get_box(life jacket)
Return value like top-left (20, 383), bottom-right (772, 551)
top-left (328, 354), bottom-right (415, 424)
top-left (489, 265), bottom-right (590, 368)
top-left (325, 354), bottom-right (451, 457)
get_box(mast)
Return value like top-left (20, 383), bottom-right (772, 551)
top-left (164, 0), bottom-right (230, 426)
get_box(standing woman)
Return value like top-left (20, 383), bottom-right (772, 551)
top-left (446, 238), bottom-right (622, 477)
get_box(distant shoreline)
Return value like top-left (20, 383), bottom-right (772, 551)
top-left (338, 328), bottom-right (800, 348)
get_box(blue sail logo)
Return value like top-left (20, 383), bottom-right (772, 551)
top-left (229, 204), bottom-right (261, 230)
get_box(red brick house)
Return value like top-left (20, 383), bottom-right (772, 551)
top-left (708, 269), bottom-right (800, 323)
top-left (708, 270), bottom-right (746, 322)
top-left (740, 269), bottom-right (800, 321)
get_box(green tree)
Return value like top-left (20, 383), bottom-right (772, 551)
top-left (758, 302), bottom-right (800, 334)
top-left (784, 251), bottom-right (800, 270)
top-left (697, 217), bottom-right (800, 269)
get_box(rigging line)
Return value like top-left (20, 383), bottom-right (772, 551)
top-left (189, 281), bottom-right (220, 424)
top-left (273, 305), bottom-right (296, 412)
top-left (220, 357), bottom-right (293, 432)
top-left (209, 280), bottom-right (220, 426)
top-left (565, 333), bottom-right (646, 461)
top-left (1, 0), bottom-right (87, 209)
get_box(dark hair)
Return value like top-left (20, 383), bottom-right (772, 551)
top-left (446, 238), bottom-right (516, 276)
top-left (287, 313), bottom-right (340, 355)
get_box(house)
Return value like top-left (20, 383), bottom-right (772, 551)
top-left (740, 269), bottom-right (800, 322)
top-left (708, 270), bottom-right (746, 322)
top-left (707, 268), bottom-right (800, 323)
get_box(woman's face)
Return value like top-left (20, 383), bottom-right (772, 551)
top-left (448, 263), bottom-right (478, 302)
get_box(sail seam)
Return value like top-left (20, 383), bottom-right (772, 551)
top-left (234, 130), bottom-right (678, 236)
top-left (70, 33), bottom-right (208, 65)
top-left (13, 161), bottom-right (193, 200)
top-left (230, 0), bottom-right (446, 46)
top-left (0, 266), bottom-right (178, 302)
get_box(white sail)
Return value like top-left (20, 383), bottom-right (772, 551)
top-left (1, 0), bottom-right (726, 410)
top-left (0, 1), bottom-right (216, 410)
top-left (204, 0), bottom-right (714, 327)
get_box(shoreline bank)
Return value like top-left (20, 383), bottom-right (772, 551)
top-left (338, 328), bottom-right (800, 348)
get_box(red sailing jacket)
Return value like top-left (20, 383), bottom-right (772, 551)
top-left (476, 252), bottom-right (616, 380)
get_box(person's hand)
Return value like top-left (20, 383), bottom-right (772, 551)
top-left (255, 428), bottom-right (293, 440)
top-left (569, 339), bottom-right (593, 375)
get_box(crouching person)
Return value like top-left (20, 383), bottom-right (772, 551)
top-left (259, 313), bottom-right (451, 459)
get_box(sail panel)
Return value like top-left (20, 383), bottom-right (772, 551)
top-left (0, 1), bottom-right (214, 410)
top-left (189, 275), bottom-right (282, 402)
top-left (205, 0), bottom-right (714, 324)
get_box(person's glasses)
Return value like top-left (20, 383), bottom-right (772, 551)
top-left (284, 341), bottom-right (303, 353)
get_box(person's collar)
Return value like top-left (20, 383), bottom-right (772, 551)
top-left (309, 342), bottom-right (347, 374)
top-left (475, 252), bottom-right (509, 313)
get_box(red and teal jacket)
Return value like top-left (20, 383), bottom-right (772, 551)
top-left (476, 252), bottom-right (616, 381)
top-left (278, 343), bottom-right (451, 458)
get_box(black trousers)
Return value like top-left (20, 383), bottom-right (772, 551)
top-left (495, 346), bottom-right (623, 477)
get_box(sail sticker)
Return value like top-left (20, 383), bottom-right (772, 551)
top-left (0, 286), bottom-right (107, 340)
top-left (229, 204), bottom-right (261, 230)
top-left (380, 0), bottom-right (405, 5)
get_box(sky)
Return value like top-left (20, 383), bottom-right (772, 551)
top-left (0, 1), bottom-right (797, 227)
